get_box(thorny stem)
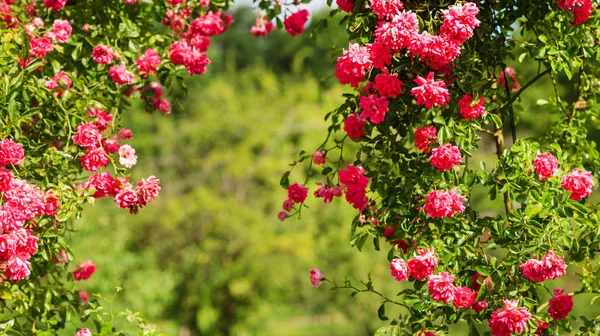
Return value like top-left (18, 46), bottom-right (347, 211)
top-left (326, 279), bottom-right (410, 309)
top-left (491, 93), bottom-right (513, 215)
top-left (567, 63), bottom-right (584, 125)
top-left (548, 68), bottom-right (569, 116)
top-left (502, 70), bottom-right (517, 144)
top-left (506, 68), bottom-right (551, 107)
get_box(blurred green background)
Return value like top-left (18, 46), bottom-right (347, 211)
top-left (67, 7), bottom-right (599, 336)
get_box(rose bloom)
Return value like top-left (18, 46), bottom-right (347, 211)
top-left (533, 152), bottom-right (558, 180)
top-left (44, 190), bottom-right (59, 216)
top-left (79, 289), bottom-right (89, 303)
top-left (414, 126), bottom-right (437, 153)
top-left (314, 183), bottom-right (343, 203)
top-left (169, 40), bottom-right (192, 65)
top-left (561, 168), bottom-right (594, 200)
top-left (84, 172), bottom-right (119, 198)
top-left (283, 199), bottom-right (293, 211)
top-left (534, 320), bottom-right (549, 335)
top-left (189, 11), bottom-right (225, 36)
top-left (45, 71), bottom-right (72, 98)
top-left (520, 250), bottom-right (567, 282)
top-left (288, 182), bottom-right (309, 203)
top-left (108, 62), bottom-right (135, 85)
top-left (373, 71), bottom-right (404, 98)
top-left (488, 300), bottom-right (531, 336)
top-left (359, 94), bottom-right (389, 124)
top-left (453, 286), bottom-right (477, 309)
top-left (136, 48), bottom-right (161, 76)
top-left (184, 49), bottom-right (211, 75)
top-left (458, 94), bottom-right (485, 119)
top-left (335, 43), bottom-right (372, 88)
top-left (118, 144), bottom-right (137, 169)
top-left (118, 128), bottom-right (133, 140)
top-left (102, 138), bottom-right (121, 154)
top-left (363, 44), bottom-right (388, 72)
top-left (373, 10), bottom-right (419, 51)
top-left (5, 256), bottom-right (32, 281)
top-left (73, 260), bottom-right (96, 281)
top-left (407, 248), bottom-right (438, 280)
top-left (429, 144), bottom-right (462, 172)
top-left (371, 0), bottom-right (404, 20)
top-left (309, 268), bottom-right (324, 288)
top-left (29, 37), bottom-right (53, 57)
top-left (189, 35), bottom-right (210, 52)
top-left (114, 185), bottom-right (139, 212)
top-left (423, 188), bottom-right (466, 218)
top-left (312, 151), bottom-right (326, 165)
top-left (548, 289), bottom-right (573, 320)
top-left (277, 210), bottom-right (286, 222)
top-left (251, 13), bottom-right (274, 37)
top-left (0, 139), bottom-right (25, 166)
top-left (439, 2), bottom-right (481, 42)
top-left (417, 331), bottom-right (436, 336)
top-left (92, 45), bottom-right (117, 64)
top-left (80, 148), bottom-right (109, 172)
top-left (344, 113), bottom-right (367, 140)
top-left (390, 258), bottom-right (408, 281)
top-left (411, 72), bottom-right (450, 109)
top-left (48, 19), bottom-right (72, 43)
top-left (0, 168), bottom-right (13, 192)
top-left (88, 108), bottom-right (113, 131)
top-left (472, 300), bottom-right (489, 312)
top-left (76, 328), bottom-right (92, 336)
top-left (284, 9), bottom-right (309, 37)
top-left (427, 272), bottom-right (456, 304)
top-left (72, 122), bottom-right (101, 149)
top-left (44, 0), bottom-right (67, 11)
top-left (135, 176), bottom-right (161, 207)
top-left (336, 0), bottom-right (354, 13)
top-left (571, 0), bottom-right (593, 25)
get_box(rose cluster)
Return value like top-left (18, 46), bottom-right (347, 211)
top-left (558, 0), bottom-right (594, 25)
top-left (0, 139), bottom-right (57, 281)
top-left (167, 7), bottom-right (232, 76)
top-left (70, 108), bottom-right (161, 213)
top-left (532, 152), bottom-right (594, 200)
top-left (279, 164), bottom-right (368, 221)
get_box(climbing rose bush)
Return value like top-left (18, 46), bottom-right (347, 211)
top-left (277, 0), bottom-right (600, 335)
top-left (0, 0), bottom-right (314, 333)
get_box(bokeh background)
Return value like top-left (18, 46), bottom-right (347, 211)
top-left (67, 6), bottom-right (600, 336)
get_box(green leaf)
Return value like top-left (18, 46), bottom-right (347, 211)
top-left (566, 200), bottom-right (588, 215)
top-left (374, 326), bottom-right (398, 336)
top-left (279, 171), bottom-right (290, 189)
top-left (490, 113), bottom-right (502, 128)
top-left (538, 35), bottom-right (547, 43)
top-left (476, 281), bottom-right (488, 301)
top-left (377, 304), bottom-right (389, 321)
top-left (475, 265), bottom-right (490, 277)
top-left (433, 115), bottom-right (446, 125)
top-left (524, 203), bottom-right (543, 217)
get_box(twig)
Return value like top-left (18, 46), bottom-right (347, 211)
top-left (506, 68), bottom-right (551, 106)
top-left (567, 63), bottom-right (584, 125)
top-left (502, 71), bottom-right (517, 144)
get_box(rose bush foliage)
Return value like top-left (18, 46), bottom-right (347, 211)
top-left (277, 0), bottom-right (600, 335)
